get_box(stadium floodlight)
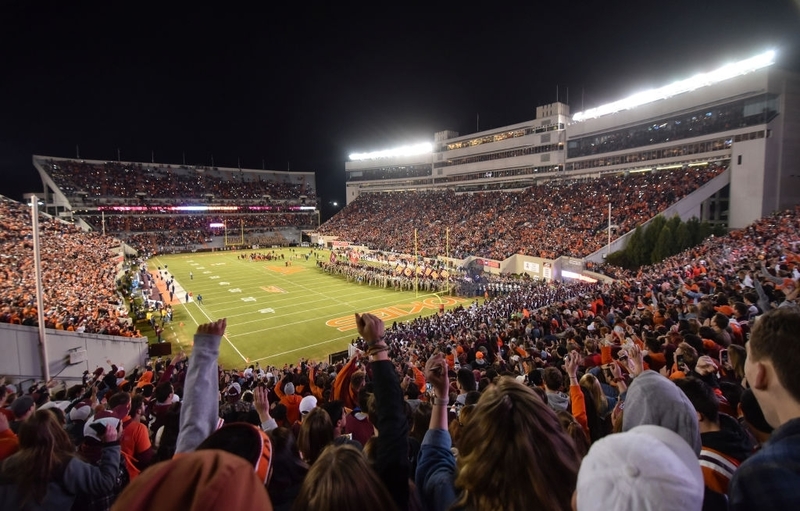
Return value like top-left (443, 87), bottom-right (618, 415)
top-left (171, 206), bottom-right (239, 212)
top-left (572, 50), bottom-right (776, 122)
top-left (349, 142), bottom-right (433, 161)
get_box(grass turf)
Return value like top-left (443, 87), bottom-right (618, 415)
top-left (144, 249), bottom-right (470, 369)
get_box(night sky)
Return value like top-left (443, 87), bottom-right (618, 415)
top-left (1, 1), bottom-right (798, 220)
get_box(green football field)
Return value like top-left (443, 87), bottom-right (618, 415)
top-left (146, 249), bottom-right (470, 369)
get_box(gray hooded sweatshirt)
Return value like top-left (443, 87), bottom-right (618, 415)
top-left (622, 370), bottom-right (702, 455)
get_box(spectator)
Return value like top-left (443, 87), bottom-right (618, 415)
top-left (0, 409), bottom-right (120, 510)
top-left (544, 366), bottom-right (569, 412)
top-left (292, 444), bottom-right (396, 511)
top-left (729, 308), bottom-right (800, 510)
top-left (119, 394), bottom-right (155, 480)
top-left (297, 408), bottom-right (334, 465)
top-left (674, 377), bottom-right (753, 494)
top-left (575, 425), bottom-right (704, 511)
top-left (0, 413), bottom-right (18, 462)
top-left (265, 427), bottom-right (308, 511)
top-left (7, 395), bottom-right (35, 434)
top-left (110, 450), bottom-right (273, 511)
top-left (417, 352), bottom-right (580, 511)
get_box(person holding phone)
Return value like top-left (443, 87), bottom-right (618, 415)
top-left (0, 409), bottom-right (121, 510)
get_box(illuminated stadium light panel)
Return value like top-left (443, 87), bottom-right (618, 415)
top-left (349, 142), bottom-right (433, 161)
top-left (98, 205), bottom-right (316, 212)
top-left (572, 50), bottom-right (776, 122)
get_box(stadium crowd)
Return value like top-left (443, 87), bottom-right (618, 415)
top-left (82, 213), bottom-right (316, 234)
top-left (38, 159), bottom-right (316, 203)
top-left (2, 202), bottom-right (799, 510)
top-left (0, 197), bottom-right (138, 336)
top-left (319, 165), bottom-right (725, 260)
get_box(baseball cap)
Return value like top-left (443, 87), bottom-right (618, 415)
top-left (576, 425), bottom-right (703, 511)
top-left (227, 382), bottom-right (241, 396)
top-left (69, 401), bottom-right (94, 422)
top-left (299, 395), bottom-right (317, 415)
top-left (10, 396), bottom-right (35, 418)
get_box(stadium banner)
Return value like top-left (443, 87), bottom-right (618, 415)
top-left (440, 270), bottom-right (449, 279)
top-left (431, 271), bottom-right (439, 279)
top-left (523, 261), bottom-right (540, 273)
top-left (404, 268), bottom-right (413, 277)
top-left (424, 267), bottom-right (432, 277)
top-left (543, 262), bottom-right (552, 280)
top-left (484, 260), bottom-right (500, 269)
top-left (331, 240), bottom-right (350, 247)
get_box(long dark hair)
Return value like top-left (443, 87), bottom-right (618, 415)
top-left (0, 410), bottom-right (76, 504)
top-left (154, 402), bottom-right (182, 462)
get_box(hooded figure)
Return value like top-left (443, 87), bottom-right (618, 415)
top-left (622, 370), bottom-right (702, 455)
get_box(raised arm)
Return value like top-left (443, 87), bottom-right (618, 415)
top-left (357, 313), bottom-right (410, 511)
top-left (175, 319), bottom-right (226, 454)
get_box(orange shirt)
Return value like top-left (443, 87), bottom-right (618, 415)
top-left (121, 419), bottom-right (151, 480)
top-left (0, 429), bottom-right (19, 462)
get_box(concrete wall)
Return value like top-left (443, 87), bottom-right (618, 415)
top-left (0, 323), bottom-right (148, 383)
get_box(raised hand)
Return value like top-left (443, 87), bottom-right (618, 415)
top-left (197, 318), bottom-right (227, 336)
top-left (355, 313), bottom-right (385, 346)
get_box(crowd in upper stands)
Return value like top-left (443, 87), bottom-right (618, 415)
top-left (0, 197), bottom-right (138, 336)
top-left (38, 158), bottom-right (316, 203)
top-left (319, 165), bottom-right (725, 260)
top-left (2, 196), bottom-right (799, 510)
top-left (82, 213), bottom-right (316, 234)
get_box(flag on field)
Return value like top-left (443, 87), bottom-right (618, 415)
top-left (431, 271), bottom-right (439, 279)
top-left (424, 267), bottom-right (432, 277)
top-left (441, 270), bottom-right (449, 279)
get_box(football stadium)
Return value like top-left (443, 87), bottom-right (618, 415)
top-left (2, 40), bottom-right (800, 510)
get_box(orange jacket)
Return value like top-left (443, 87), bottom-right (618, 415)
top-left (0, 429), bottom-right (19, 462)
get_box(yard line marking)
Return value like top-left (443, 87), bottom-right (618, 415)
top-left (249, 333), bottom-right (356, 362)
top-left (179, 299), bottom-right (248, 363)
top-left (233, 258), bottom-right (361, 308)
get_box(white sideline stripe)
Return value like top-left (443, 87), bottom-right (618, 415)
top-left (179, 297), bottom-right (248, 363)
